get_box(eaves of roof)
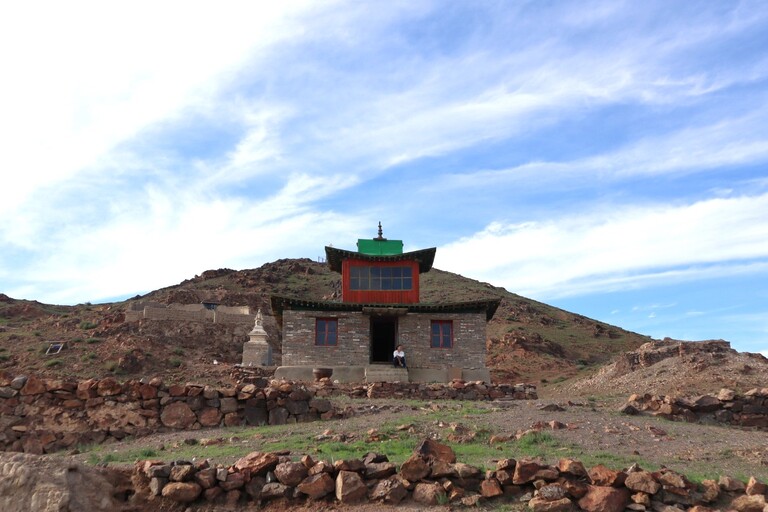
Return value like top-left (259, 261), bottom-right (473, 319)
top-left (324, 246), bottom-right (437, 274)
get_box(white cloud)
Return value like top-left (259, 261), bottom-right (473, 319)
top-left (436, 192), bottom-right (768, 299)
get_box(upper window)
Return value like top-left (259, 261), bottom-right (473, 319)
top-left (315, 318), bottom-right (338, 346)
top-left (430, 320), bottom-right (453, 348)
top-left (350, 266), bottom-right (413, 291)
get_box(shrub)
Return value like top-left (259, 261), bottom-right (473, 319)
top-left (170, 358), bottom-right (183, 368)
top-left (86, 338), bottom-right (101, 344)
top-left (79, 321), bottom-right (98, 330)
top-left (172, 347), bottom-right (185, 356)
top-left (45, 359), bottom-right (63, 368)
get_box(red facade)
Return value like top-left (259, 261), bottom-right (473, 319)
top-left (341, 258), bottom-right (420, 304)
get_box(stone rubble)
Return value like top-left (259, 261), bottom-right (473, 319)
top-left (621, 387), bottom-right (768, 429)
top-left (0, 370), bottom-right (536, 454)
top-left (130, 438), bottom-right (768, 511)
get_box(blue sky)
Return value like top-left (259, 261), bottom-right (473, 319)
top-left (1, 1), bottom-right (767, 355)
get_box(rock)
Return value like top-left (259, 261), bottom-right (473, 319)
top-left (538, 483), bottom-right (568, 501)
top-left (400, 453), bottom-right (431, 481)
top-left (297, 473), bottom-right (335, 499)
top-left (149, 477), bottom-right (167, 496)
top-left (415, 437), bottom-right (456, 463)
top-left (624, 471), bottom-right (661, 495)
top-left (196, 407), bottom-right (222, 427)
top-left (746, 476), bottom-right (767, 496)
top-left (203, 486), bottom-right (223, 502)
top-left (588, 464), bottom-right (626, 487)
top-left (691, 395), bottom-right (722, 412)
top-left (731, 494), bottom-right (767, 512)
top-left (220, 471), bottom-right (246, 491)
top-left (96, 378), bottom-right (122, 397)
top-left (719, 475), bottom-right (746, 492)
top-left (529, 496), bottom-right (575, 512)
top-left (369, 476), bottom-right (408, 504)
top-left (700, 479), bottom-right (719, 502)
top-left (10, 375), bottom-right (28, 390)
top-left (333, 458), bottom-right (366, 473)
top-left (513, 458), bottom-right (545, 484)
top-left (413, 481), bottom-right (447, 505)
top-left (335, 470), bottom-right (367, 503)
top-left (20, 376), bottom-right (46, 396)
top-left (430, 460), bottom-right (457, 478)
top-left (577, 485), bottom-right (630, 512)
top-left (274, 461), bottom-right (308, 487)
top-left (365, 461), bottom-right (397, 479)
top-left (244, 476), bottom-right (266, 499)
top-left (656, 470), bottom-right (687, 489)
top-left (160, 402), bottom-right (196, 429)
top-left (194, 468), bottom-right (217, 489)
top-left (456, 462), bottom-right (482, 478)
top-left (558, 458), bottom-right (587, 477)
top-left (480, 477), bottom-right (503, 498)
top-left (261, 482), bottom-right (289, 500)
top-left (619, 403), bottom-right (640, 415)
top-left (161, 482), bottom-right (202, 502)
top-left (169, 464), bottom-right (195, 482)
top-left (233, 451), bottom-right (279, 475)
top-left (717, 388), bottom-right (736, 401)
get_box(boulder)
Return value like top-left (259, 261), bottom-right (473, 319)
top-left (413, 481), bottom-right (447, 505)
top-left (480, 478), bottom-right (503, 498)
top-left (219, 471), bottom-right (246, 491)
top-left (730, 494), bottom-right (767, 512)
top-left (161, 482), bottom-right (202, 502)
top-left (558, 458), bottom-right (587, 477)
top-left (233, 451), bottom-right (279, 475)
top-left (529, 496), bottom-right (575, 512)
top-left (588, 464), bottom-right (626, 487)
top-left (335, 470), bottom-right (367, 503)
top-left (624, 471), bottom-right (661, 495)
top-left (513, 458), bottom-right (545, 484)
top-left (746, 476), bottom-right (767, 496)
top-left (160, 402), bottom-right (196, 429)
top-left (369, 476), bottom-right (408, 504)
top-left (197, 407), bottom-right (222, 427)
top-left (578, 485), bottom-right (630, 512)
top-left (261, 482), bottom-right (289, 500)
top-left (400, 453), bottom-right (430, 481)
top-left (96, 378), bottom-right (122, 397)
top-left (274, 461), bottom-right (308, 487)
top-left (297, 473), bottom-right (335, 499)
top-left (415, 437), bottom-right (456, 463)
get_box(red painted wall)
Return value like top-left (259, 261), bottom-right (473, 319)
top-left (341, 258), bottom-right (420, 304)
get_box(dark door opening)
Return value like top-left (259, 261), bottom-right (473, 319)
top-left (370, 317), bottom-right (397, 363)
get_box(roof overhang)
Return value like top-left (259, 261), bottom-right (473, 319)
top-left (270, 295), bottom-right (500, 326)
top-left (325, 246), bottom-right (436, 274)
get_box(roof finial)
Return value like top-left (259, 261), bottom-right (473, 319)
top-left (375, 221), bottom-right (385, 240)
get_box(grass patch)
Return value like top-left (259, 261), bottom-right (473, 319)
top-left (45, 359), bottom-right (63, 368)
top-left (172, 347), bottom-right (185, 356)
top-left (170, 358), bottom-right (183, 368)
top-left (0, 354), bottom-right (10, 362)
top-left (79, 321), bottom-right (98, 330)
top-left (86, 338), bottom-right (102, 344)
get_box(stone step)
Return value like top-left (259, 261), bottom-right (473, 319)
top-left (365, 366), bottom-right (409, 383)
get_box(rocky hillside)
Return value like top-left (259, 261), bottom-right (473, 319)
top-left (0, 259), bottom-right (653, 384)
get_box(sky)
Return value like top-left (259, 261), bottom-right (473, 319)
top-left (1, 1), bottom-right (767, 355)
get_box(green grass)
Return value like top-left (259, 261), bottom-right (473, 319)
top-left (172, 347), bottom-right (185, 356)
top-left (170, 358), bottom-right (183, 368)
top-left (45, 359), bottom-right (63, 367)
top-left (86, 338), bottom-right (102, 344)
top-left (79, 321), bottom-right (98, 330)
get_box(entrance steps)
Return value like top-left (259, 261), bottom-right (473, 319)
top-left (365, 366), bottom-right (409, 383)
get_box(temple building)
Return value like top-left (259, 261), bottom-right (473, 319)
top-left (270, 224), bottom-right (499, 383)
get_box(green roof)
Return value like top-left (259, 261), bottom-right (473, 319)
top-left (357, 238), bottom-right (403, 255)
top-left (325, 246), bottom-right (436, 273)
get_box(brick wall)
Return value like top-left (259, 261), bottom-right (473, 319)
top-left (281, 310), bottom-right (487, 369)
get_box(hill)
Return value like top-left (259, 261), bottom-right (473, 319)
top-left (0, 258), bottom-right (652, 384)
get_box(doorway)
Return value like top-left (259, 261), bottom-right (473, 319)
top-left (370, 317), bottom-right (397, 363)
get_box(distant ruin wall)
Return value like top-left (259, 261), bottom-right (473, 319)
top-left (623, 387), bottom-right (768, 429)
top-left (124, 303), bottom-right (254, 325)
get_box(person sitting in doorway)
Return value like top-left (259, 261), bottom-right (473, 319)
top-left (393, 345), bottom-right (407, 368)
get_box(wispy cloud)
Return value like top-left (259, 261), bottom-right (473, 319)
top-left (437, 192), bottom-right (768, 299)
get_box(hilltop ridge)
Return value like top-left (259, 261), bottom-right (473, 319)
top-left (2, 258), bottom-right (652, 384)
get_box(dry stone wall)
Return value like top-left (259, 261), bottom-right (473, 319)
top-left (0, 372), bottom-right (535, 455)
top-left (124, 302), bottom-right (254, 325)
top-left (622, 387), bottom-right (768, 429)
top-left (0, 373), bottom-right (340, 455)
top-left (134, 438), bottom-right (768, 511)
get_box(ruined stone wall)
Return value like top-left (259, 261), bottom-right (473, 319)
top-left (124, 305), bottom-right (254, 325)
top-left (0, 372), bottom-right (535, 455)
top-left (623, 387), bottom-right (768, 429)
top-left (281, 310), bottom-right (487, 369)
top-left (134, 439), bottom-right (767, 510)
top-left (0, 373), bottom-right (339, 455)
